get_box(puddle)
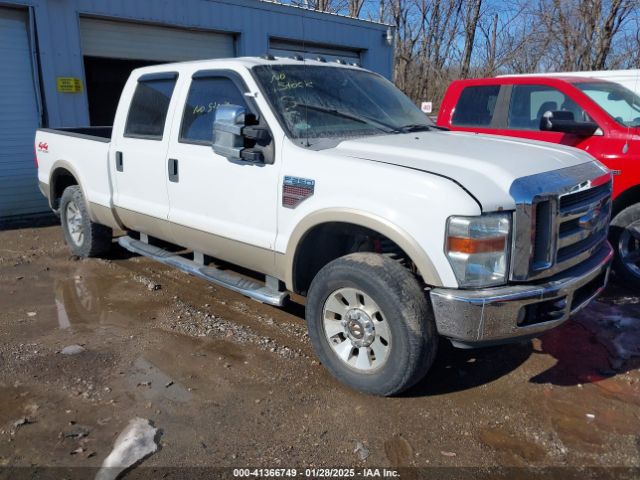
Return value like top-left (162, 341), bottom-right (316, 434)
top-left (0, 386), bottom-right (32, 426)
top-left (127, 357), bottom-right (192, 403)
top-left (51, 266), bottom-right (163, 333)
top-left (383, 435), bottom-right (414, 465)
top-left (574, 300), bottom-right (640, 369)
top-left (478, 427), bottom-right (546, 461)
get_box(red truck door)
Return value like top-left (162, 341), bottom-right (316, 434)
top-left (444, 82), bottom-right (605, 152)
top-left (496, 84), bottom-right (607, 153)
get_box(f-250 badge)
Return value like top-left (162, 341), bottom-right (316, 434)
top-left (282, 176), bottom-right (314, 209)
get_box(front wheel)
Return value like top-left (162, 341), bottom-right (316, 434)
top-left (610, 203), bottom-right (640, 289)
top-left (305, 253), bottom-right (437, 396)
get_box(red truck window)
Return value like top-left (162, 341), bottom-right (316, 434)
top-left (507, 85), bottom-right (591, 130)
top-left (451, 85), bottom-right (500, 127)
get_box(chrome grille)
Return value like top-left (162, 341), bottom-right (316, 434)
top-left (554, 182), bottom-right (611, 269)
top-left (510, 163), bottom-right (613, 282)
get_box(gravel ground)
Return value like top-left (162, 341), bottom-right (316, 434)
top-left (0, 221), bottom-right (638, 479)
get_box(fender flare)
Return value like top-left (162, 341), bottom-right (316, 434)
top-left (48, 160), bottom-right (86, 211)
top-left (283, 208), bottom-right (443, 290)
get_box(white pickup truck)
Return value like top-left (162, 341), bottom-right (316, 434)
top-left (36, 57), bottom-right (613, 395)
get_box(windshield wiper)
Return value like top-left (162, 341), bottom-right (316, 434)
top-left (395, 124), bottom-right (432, 133)
top-left (292, 103), bottom-right (397, 133)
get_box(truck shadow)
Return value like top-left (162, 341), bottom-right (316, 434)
top-left (527, 319), bottom-right (616, 386)
top-left (406, 280), bottom-right (640, 397)
top-left (528, 280), bottom-right (640, 387)
top-left (404, 339), bottom-right (533, 397)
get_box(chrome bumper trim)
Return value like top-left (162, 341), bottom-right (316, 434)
top-left (430, 242), bottom-right (613, 345)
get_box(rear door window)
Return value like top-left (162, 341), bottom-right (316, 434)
top-left (180, 76), bottom-right (249, 143)
top-left (452, 85), bottom-right (500, 127)
top-left (507, 85), bottom-right (591, 130)
top-left (124, 74), bottom-right (178, 139)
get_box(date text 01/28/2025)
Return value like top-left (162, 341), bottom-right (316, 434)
top-left (232, 468), bottom-right (400, 478)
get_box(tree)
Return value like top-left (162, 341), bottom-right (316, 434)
top-left (535, 0), bottom-right (636, 71)
top-left (460, 0), bottom-right (482, 78)
top-left (275, 0), bottom-right (639, 107)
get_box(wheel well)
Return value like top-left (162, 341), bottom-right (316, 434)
top-left (50, 168), bottom-right (78, 210)
top-left (613, 184), bottom-right (640, 218)
top-left (292, 222), bottom-right (416, 295)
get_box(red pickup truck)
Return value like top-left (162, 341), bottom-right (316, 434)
top-left (437, 75), bottom-right (640, 287)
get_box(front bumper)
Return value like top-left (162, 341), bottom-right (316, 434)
top-left (430, 242), bottom-right (613, 347)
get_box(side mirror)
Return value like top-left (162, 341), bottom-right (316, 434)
top-left (212, 104), bottom-right (271, 162)
top-left (539, 110), bottom-right (599, 136)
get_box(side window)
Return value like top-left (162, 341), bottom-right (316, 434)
top-left (180, 76), bottom-right (249, 143)
top-left (125, 75), bottom-right (177, 139)
top-left (508, 85), bottom-right (591, 130)
top-left (451, 85), bottom-right (500, 127)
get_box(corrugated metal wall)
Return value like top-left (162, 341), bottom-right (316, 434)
top-left (1, 0), bottom-right (392, 218)
top-left (0, 6), bottom-right (47, 217)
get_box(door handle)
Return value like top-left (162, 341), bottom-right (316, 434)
top-left (168, 158), bottom-right (179, 182)
top-left (116, 151), bottom-right (124, 172)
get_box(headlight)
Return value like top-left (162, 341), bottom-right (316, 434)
top-left (445, 213), bottom-right (511, 288)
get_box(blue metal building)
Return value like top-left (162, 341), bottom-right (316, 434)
top-left (0, 0), bottom-right (392, 218)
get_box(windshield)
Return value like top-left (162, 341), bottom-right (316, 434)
top-left (575, 81), bottom-right (640, 127)
top-left (252, 65), bottom-right (433, 142)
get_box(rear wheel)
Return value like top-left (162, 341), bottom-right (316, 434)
top-left (610, 203), bottom-right (640, 289)
top-left (305, 253), bottom-right (437, 396)
top-left (60, 186), bottom-right (112, 257)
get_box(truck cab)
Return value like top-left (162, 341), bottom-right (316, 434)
top-left (437, 75), bottom-right (640, 286)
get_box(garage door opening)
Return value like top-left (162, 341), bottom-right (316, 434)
top-left (269, 37), bottom-right (361, 64)
top-left (79, 17), bottom-right (235, 126)
top-left (84, 56), bottom-right (161, 126)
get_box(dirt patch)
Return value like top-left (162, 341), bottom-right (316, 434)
top-left (0, 224), bottom-right (639, 472)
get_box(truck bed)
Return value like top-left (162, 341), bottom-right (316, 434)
top-left (38, 126), bottom-right (113, 142)
top-left (36, 127), bottom-right (114, 212)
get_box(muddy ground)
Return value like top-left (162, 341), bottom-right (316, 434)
top-left (0, 219), bottom-right (639, 479)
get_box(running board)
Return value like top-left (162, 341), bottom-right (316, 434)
top-left (118, 236), bottom-right (289, 306)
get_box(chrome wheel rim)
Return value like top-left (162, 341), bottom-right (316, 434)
top-left (619, 219), bottom-right (640, 277)
top-left (322, 287), bottom-right (391, 372)
top-left (65, 200), bottom-right (84, 247)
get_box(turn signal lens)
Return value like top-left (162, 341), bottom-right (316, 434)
top-left (447, 236), bottom-right (506, 254)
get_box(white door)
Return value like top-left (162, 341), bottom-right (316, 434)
top-left (0, 7), bottom-right (46, 217)
top-left (165, 71), bottom-right (279, 263)
top-left (111, 72), bottom-right (180, 238)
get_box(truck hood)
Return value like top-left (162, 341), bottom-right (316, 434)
top-left (334, 130), bottom-right (597, 211)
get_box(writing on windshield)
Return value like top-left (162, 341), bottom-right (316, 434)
top-left (253, 65), bottom-right (432, 141)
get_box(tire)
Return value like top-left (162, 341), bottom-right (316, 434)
top-left (305, 252), bottom-right (438, 396)
top-left (610, 203), bottom-right (640, 288)
top-left (59, 185), bottom-right (112, 257)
